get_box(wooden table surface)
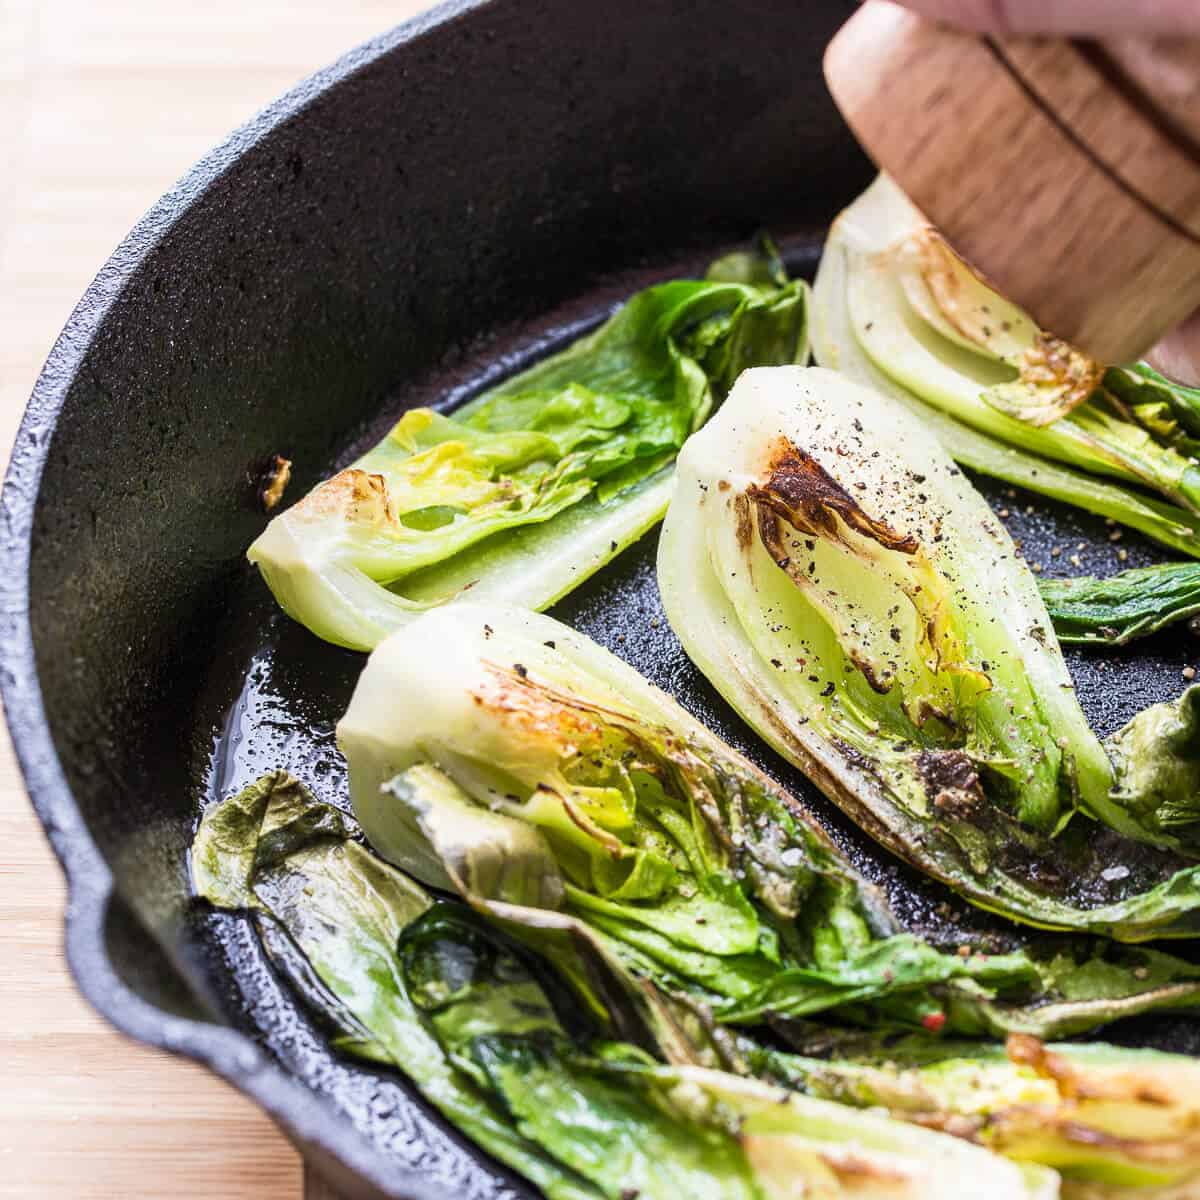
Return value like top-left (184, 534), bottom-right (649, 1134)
top-left (0, 2), bottom-right (430, 1195)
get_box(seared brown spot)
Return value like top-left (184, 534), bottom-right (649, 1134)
top-left (1048, 1122), bottom-right (1200, 1162)
top-left (1006, 1034), bottom-right (1053, 1074)
top-left (985, 1106), bottom-right (1200, 1165)
top-left (1016, 332), bottom-right (1105, 424)
top-left (747, 439), bottom-right (918, 554)
top-left (299, 467), bottom-right (393, 522)
top-left (914, 225), bottom-right (997, 324)
top-left (917, 750), bottom-right (983, 817)
top-left (849, 653), bottom-right (892, 696)
top-left (1007, 1034), bottom-right (1175, 1107)
top-left (816, 1150), bottom-right (909, 1185)
top-left (912, 697), bottom-right (955, 729)
top-left (474, 662), bottom-right (626, 756)
top-left (1005, 1034), bottom-right (1099, 1101)
top-left (733, 492), bottom-right (754, 552)
top-left (909, 1112), bottom-right (986, 1141)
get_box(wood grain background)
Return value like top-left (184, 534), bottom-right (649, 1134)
top-left (0, 1), bottom-right (431, 1195)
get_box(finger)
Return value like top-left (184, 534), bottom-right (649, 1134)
top-left (891, 0), bottom-right (1200, 36)
top-left (1148, 310), bottom-right (1200, 388)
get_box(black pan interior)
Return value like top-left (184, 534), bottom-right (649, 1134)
top-left (12, 0), bottom-right (1200, 1196)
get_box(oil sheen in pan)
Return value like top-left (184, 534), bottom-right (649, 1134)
top-left (188, 236), bottom-right (1200, 1196)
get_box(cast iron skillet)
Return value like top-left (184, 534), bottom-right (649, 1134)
top-left (3, 0), bottom-right (1198, 1196)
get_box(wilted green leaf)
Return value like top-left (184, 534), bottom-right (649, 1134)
top-left (194, 778), bottom-right (1055, 1199)
top-left (1039, 563), bottom-right (1200, 646)
top-left (1108, 686), bottom-right (1200, 852)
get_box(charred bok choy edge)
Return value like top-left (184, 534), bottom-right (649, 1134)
top-left (192, 771), bottom-right (1058, 1200)
top-left (247, 245), bottom-right (809, 651)
top-left (336, 603), bottom-right (1200, 1036)
top-left (744, 1025), bottom-right (1200, 1195)
top-left (658, 365), bottom-right (1200, 937)
top-left (811, 175), bottom-right (1200, 560)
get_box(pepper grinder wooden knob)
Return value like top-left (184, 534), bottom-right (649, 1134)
top-left (824, 0), bottom-right (1200, 365)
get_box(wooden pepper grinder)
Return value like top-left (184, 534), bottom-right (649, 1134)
top-left (824, 0), bottom-right (1200, 365)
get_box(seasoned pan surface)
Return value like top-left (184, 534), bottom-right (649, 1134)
top-left (4, 0), bottom-right (1199, 1197)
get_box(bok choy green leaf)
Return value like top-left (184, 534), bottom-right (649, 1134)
top-left (1038, 563), bottom-right (1200, 646)
top-left (248, 251), bottom-right (809, 651)
top-left (1106, 364), bottom-right (1200, 451)
top-left (657, 364), bottom-right (1200, 939)
top-left (811, 176), bottom-right (1200, 560)
top-left (335, 603), bottom-right (1200, 1033)
top-left (192, 772), bottom-right (1056, 1200)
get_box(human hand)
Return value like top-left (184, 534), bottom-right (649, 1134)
top-left (892, 0), bottom-right (1200, 37)
top-left (892, 0), bottom-right (1200, 381)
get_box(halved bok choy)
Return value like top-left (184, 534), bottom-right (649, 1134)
top-left (335, 603), bottom-right (1200, 1034)
top-left (658, 365), bottom-right (1200, 937)
top-left (811, 176), bottom-right (1200, 559)
top-left (192, 771), bottom-right (1058, 1200)
top-left (248, 247), bottom-right (809, 651)
top-left (747, 1028), bottom-right (1200, 1198)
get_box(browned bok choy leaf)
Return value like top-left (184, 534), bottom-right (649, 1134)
top-left (745, 1027), bottom-right (1200, 1198)
top-left (657, 365), bottom-right (1200, 939)
top-left (335, 603), bottom-right (1200, 1034)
